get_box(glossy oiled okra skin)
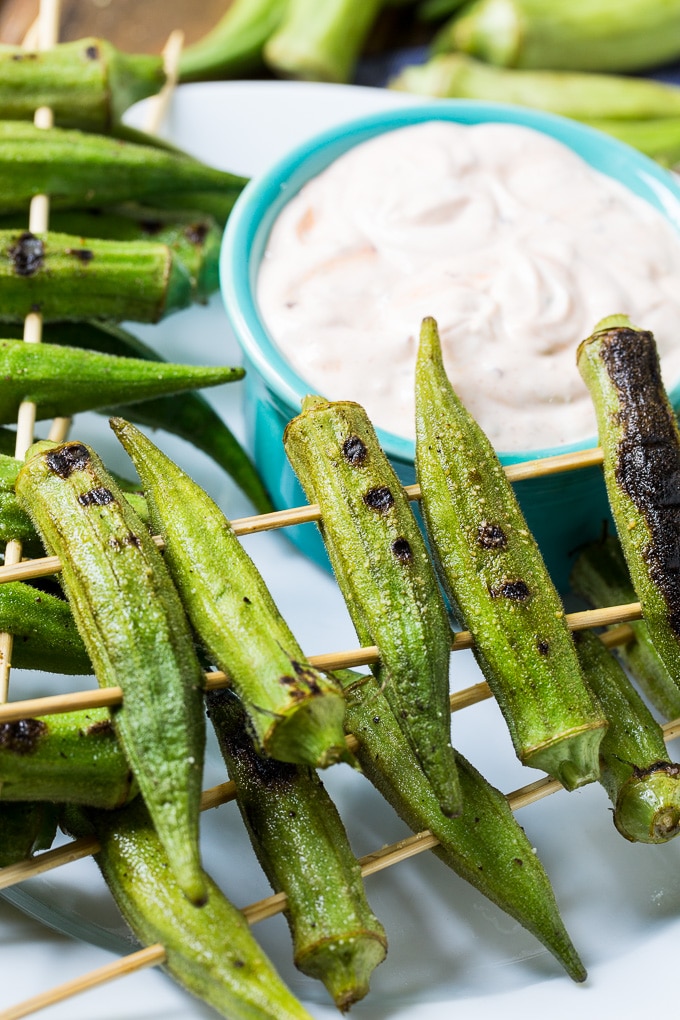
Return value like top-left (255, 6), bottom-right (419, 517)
top-left (283, 395), bottom-right (462, 818)
top-left (208, 689), bottom-right (387, 1011)
top-left (415, 317), bottom-right (607, 791)
top-left (577, 317), bottom-right (680, 690)
top-left (16, 439), bottom-right (208, 906)
top-left (111, 418), bottom-right (348, 769)
top-left (336, 668), bottom-right (587, 983)
top-left (65, 798), bottom-right (316, 1020)
top-left (573, 629), bottom-right (680, 843)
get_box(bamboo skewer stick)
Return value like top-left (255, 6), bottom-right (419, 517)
top-left (143, 28), bottom-right (184, 137)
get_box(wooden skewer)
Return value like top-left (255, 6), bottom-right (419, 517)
top-left (143, 28), bottom-right (184, 137)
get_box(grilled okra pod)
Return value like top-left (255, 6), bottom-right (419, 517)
top-left (0, 338), bottom-right (243, 422)
top-left (415, 317), bottom-right (607, 790)
top-left (0, 38), bottom-right (164, 132)
top-left (64, 798), bottom-right (315, 1020)
top-left (570, 536), bottom-right (680, 722)
top-left (179, 0), bottom-right (288, 82)
top-left (208, 689), bottom-right (387, 1010)
top-left (0, 581), bottom-right (92, 675)
top-left (577, 316), bottom-right (680, 690)
top-left (0, 121), bottom-right (247, 215)
top-left (0, 707), bottom-right (135, 808)
top-left (0, 802), bottom-right (57, 868)
top-left (283, 395), bottom-right (461, 818)
top-left (111, 418), bottom-right (347, 768)
top-left (573, 629), bottom-right (680, 843)
top-left (336, 668), bottom-right (586, 982)
top-left (16, 439), bottom-right (208, 905)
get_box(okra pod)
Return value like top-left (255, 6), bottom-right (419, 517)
top-left (111, 418), bottom-right (348, 769)
top-left (0, 707), bottom-right (135, 808)
top-left (577, 316), bottom-right (680, 690)
top-left (0, 338), bottom-right (243, 422)
top-left (0, 581), bottom-right (92, 675)
top-left (208, 689), bottom-right (387, 1010)
top-left (434, 0), bottom-right (680, 72)
top-left (574, 629), bottom-right (680, 843)
top-left (336, 668), bottom-right (586, 982)
top-left (0, 121), bottom-right (247, 215)
top-left (179, 0), bottom-right (288, 82)
top-left (283, 395), bottom-right (461, 818)
top-left (16, 439), bottom-right (208, 905)
top-left (0, 38), bottom-right (164, 132)
top-left (415, 317), bottom-right (607, 790)
top-left (0, 802), bottom-right (57, 868)
top-left (570, 536), bottom-right (680, 722)
top-left (64, 798), bottom-right (315, 1020)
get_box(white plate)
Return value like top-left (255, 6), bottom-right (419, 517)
top-left (3, 81), bottom-right (680, 1020)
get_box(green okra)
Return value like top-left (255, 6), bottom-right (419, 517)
top-left (578, 117), bottom-right (680, 171)
top-left (336, 668), bottom-right (586, 982)
top-left (0, 802), bottom-right (57, 868)
top-left (0, 38), bottom-right (164, 132)
top-left (0, 230), bottom-right (197, 323)
top-left (64, 797), bottom-right (315, 1020)
top-left (178, 0), bottom-right (288, 82)
top-left (415, 317), bottom-right (607, 790)
top-left (573, 629), bottom-right (680, 843)
top-left (0, 581), bottom-right (92, 675)
top-left (577, 316), bottom-right (680, 691)
top-left (208, 688), bottom-right (387, 1010)
top-left (16, 439), bottom-right (208, 906)
top-left (0, 338), bottom-right (243, 422)
top-left (111, 418), bottom-right (347, 769)
top-left (0, 707), bottom-right (135, 809)
top-left (0, 121), bottom-right (247, 215)
top-left (433, 0), bottom-right (680, 72)
top-left (570, 536), bottom-right (680, 723)
top-left (264, 0), bottom-right (384, 83)
top-left (283, 395), bottom-right (462, 818)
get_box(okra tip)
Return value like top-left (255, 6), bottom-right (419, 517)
top-left (299, 932), bottom-right (388, 1012)
top-left (526, 720), bottom-right (607, 792)
top-left (265, 689), bottom-right (351, 769)
top-left (614, 764), bottom-right (680, 843)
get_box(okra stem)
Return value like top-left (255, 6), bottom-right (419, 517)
top-left (415, 317), bottom-right (607, 790)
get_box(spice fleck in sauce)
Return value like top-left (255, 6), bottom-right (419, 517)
top-left (257, 122), bottom-right (680, 452)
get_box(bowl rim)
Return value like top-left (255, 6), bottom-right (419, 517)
top-left (220, 98), bottom-right (680, 466)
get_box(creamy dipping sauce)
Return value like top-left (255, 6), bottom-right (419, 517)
top-left (257, 121), bottom-right (680, 451)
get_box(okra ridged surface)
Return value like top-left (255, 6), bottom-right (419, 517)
top-left (284, 395), bottom-right (462, 819)
top-left (415, 317), bottom-right (607, 791)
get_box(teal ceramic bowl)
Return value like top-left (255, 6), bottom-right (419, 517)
top-left (220, 100), bottom-right (680, 592)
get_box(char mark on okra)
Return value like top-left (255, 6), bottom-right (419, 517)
top-left (363, 486), bottom-right (394, 513)
top-left (78, 487), bottom-right (115, 507)
top-left (343, 435), bottom-right (368, 465)
top-left (45, 443), bottom-right (91, 478)
top-left (0, 718), bottom-right (47, 754)
top-left (9, 231), bottom-right (44, 276)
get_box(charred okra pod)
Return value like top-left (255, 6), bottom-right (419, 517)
top-left (337, 668), bottom-right (586, 982)
top-left (0, 708), bottom-right (135, 809)
top-left (0, 38), bottom-right (164, 132)
top-left (0, 581), bottom-right (92, 675)
top-left (574, 629), bottom-right (680, 843)
top-left (0, 121), bottom-right (247, 215)
top-left (577, 316), bottom-right (680, 690)
top-left (208, 689), bottom-right (387, 1010)
top-left (64, 798), bottom-right (315, 1020)
top-left (570, 535), bottom-right (680, 722)
top-left (0, 338), bottom-right (243, 422)
top-left (179, 0), bottom-right (288, 82)
top-left (283, 396), bottom-right (461, 818)
top-left (415, 317), bottom-right (607, 790)
top-left (16, 440), bottom-right (208, 905)
top-left (111, 418), bottom-right (347, 768)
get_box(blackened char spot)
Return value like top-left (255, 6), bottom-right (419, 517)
top-left (536, 639), bottom-right (550, 656)
top-left (489, 579), bottom-right (531, 602)
top-left (364, 486), bottom-right (394, 513)
top-left (477, 521), bottom-right (507, 549)
top-left (9, 232), bottom-right (44, 276)
top-left (84, 718), bottom-right (114, 737)
top-left (0, 718), bottom-right (47, 754)
top-left (185, 222), bottom-right (209, 245)
top-left (46, 443), bottom-right (90, 478)
top-left (85, 44), bottom-right (99, 59)
top-left (599, 328), bottom-right (680, 636)
top-left (65, 247), bottom-right (94, 264)
top-left (342, 435), bottom-right (368, 466)
top-left (124, 533), bottom-right (142, 548)
top-left (391, 537), bottom-right (413, 563)
top-left (78, 487), bottom-right (115, 507)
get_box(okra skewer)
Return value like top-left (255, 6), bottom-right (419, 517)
top-left (336, 668), bottom-right (587, 983)
top-left (208, 688), bottom-right (387, 1010)
top-left (15, 439), bottom-right (208, 905)
top-left (577, 316), bottom-right (680, 690)
top-left (571, 536), bottom-right (680, 722)
top-left (573, 629), bottom-right (680, 843)
top-left (64, 798), bottom-right (316, 1020)
top-left (111, 418), bottom-right (348, 769)
top-left (0, 38), bottom-right (165, 132)
top-left (283, 396), bottom-right (462, 818)
top-left (415, 317), bottom-right (607, 790)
